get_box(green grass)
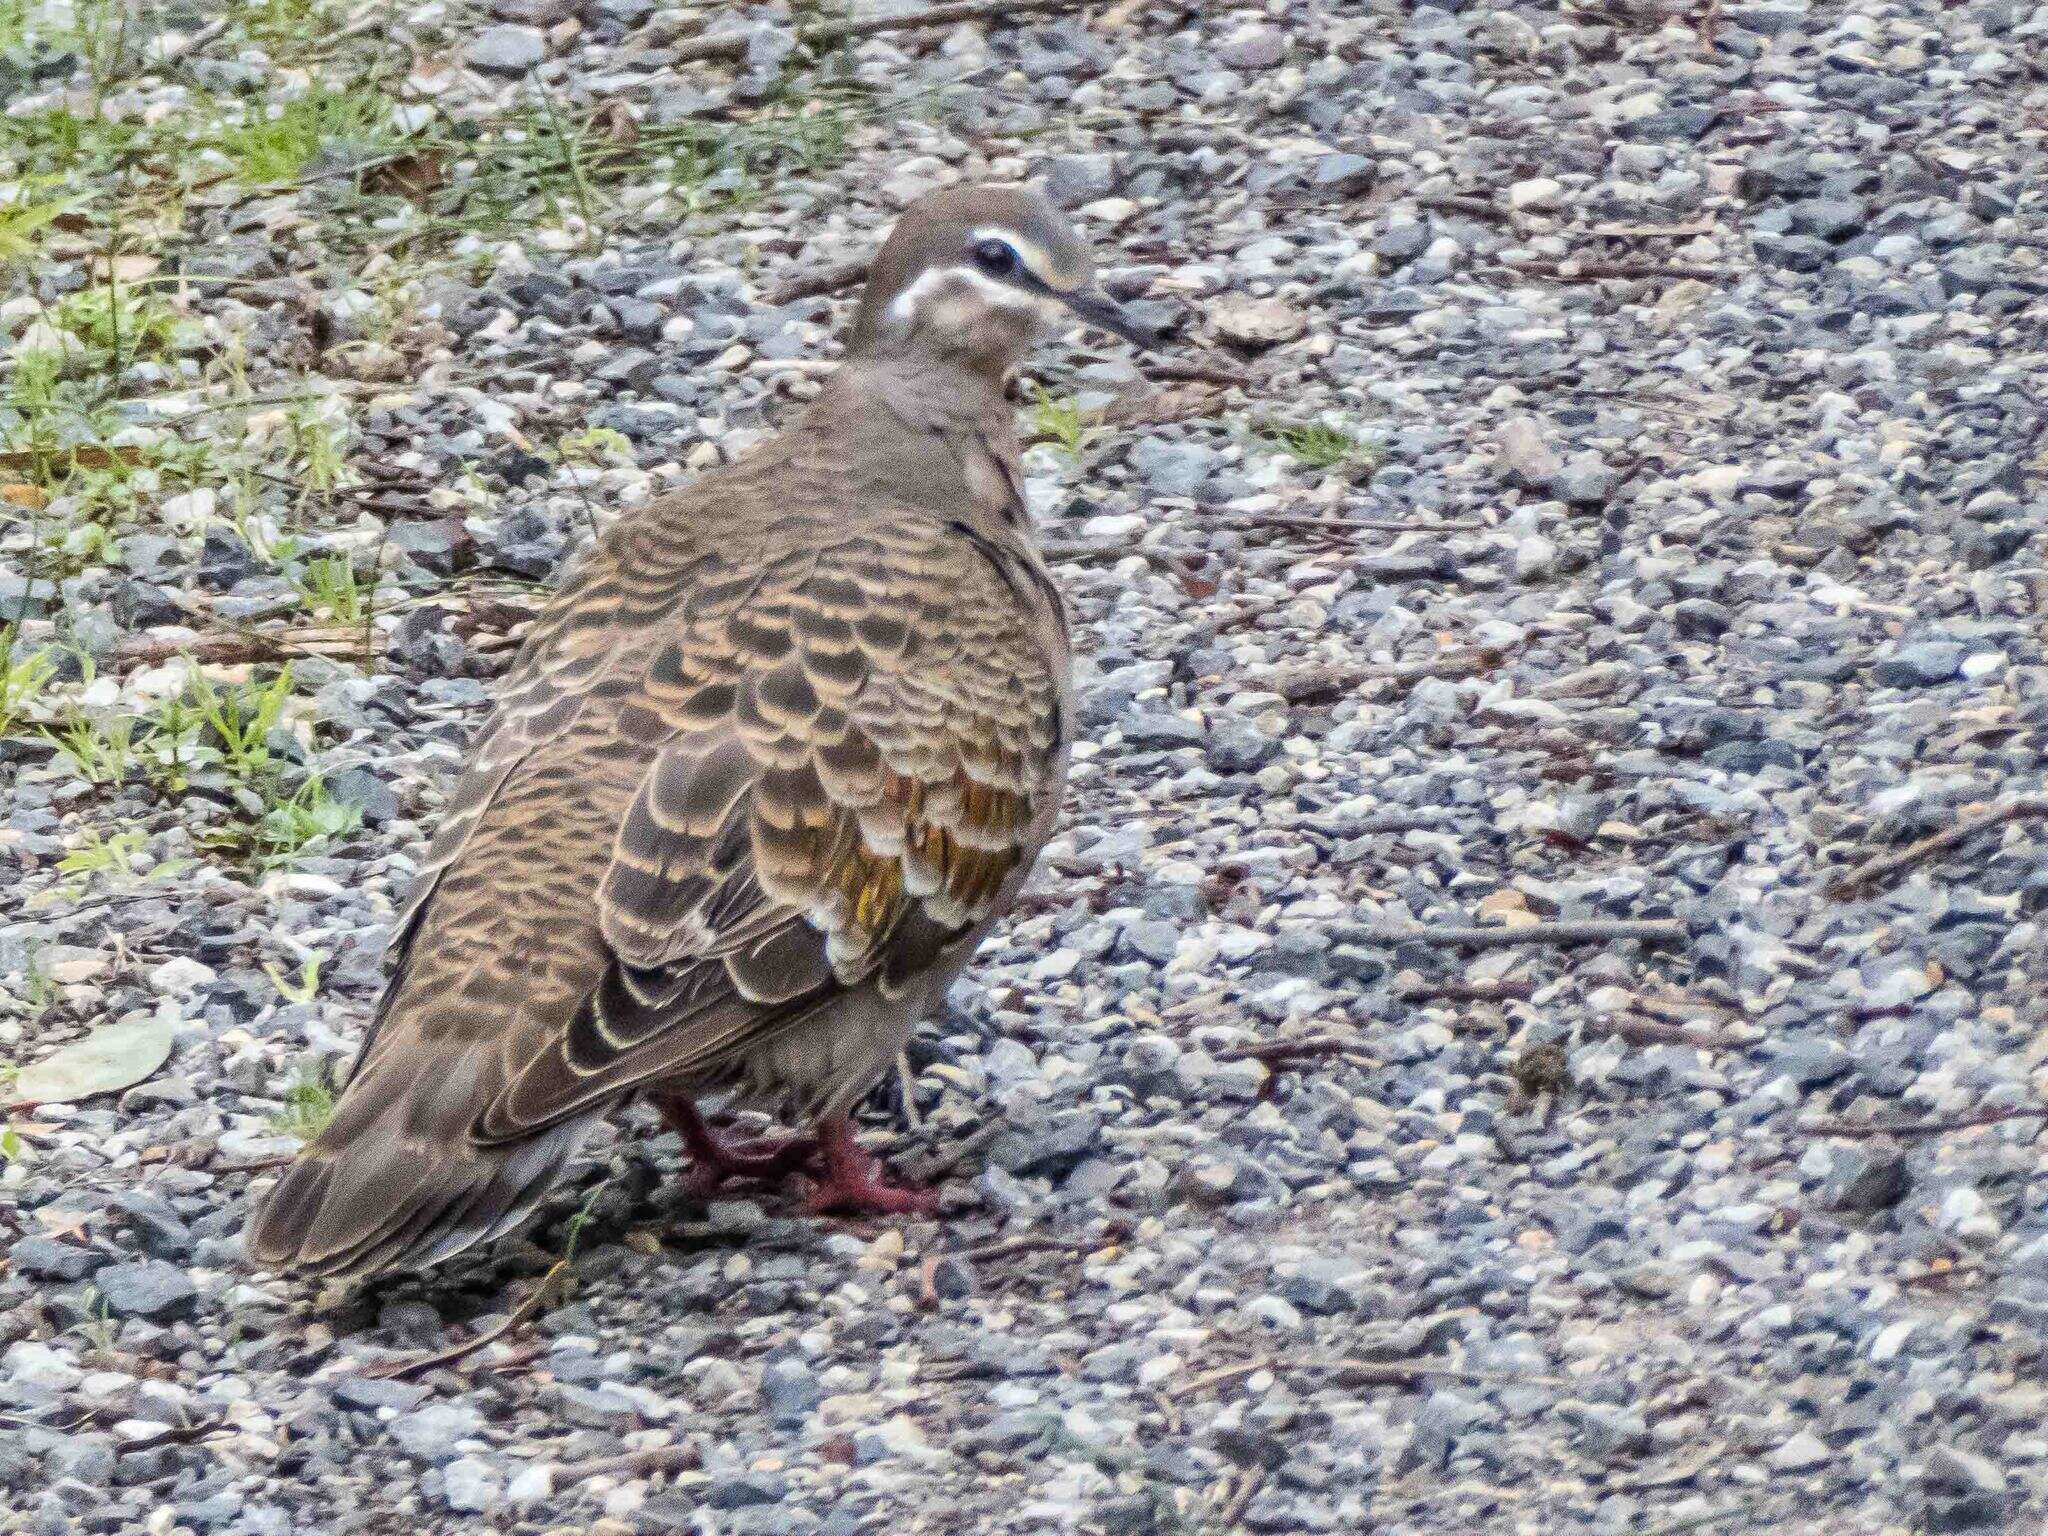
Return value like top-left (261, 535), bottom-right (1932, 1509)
top-left (1256, 418), bottom-right (1377, 471)
top-left (269, 1068), bottom-right (336, 1140)
top-left (0, 178), bottom-right (68, 264)
top-left (251, 774), bottom-right (362, 866)
top-left (1028, 385), bottom-right (1097, 457)
top-left (0, 629), bottom-right (56, 736)
top-left (56, 824), bottom-right (147, 885)
top-left (289, 553), bottom-right (369, 623)
top-left (210, 85), bottom-right (398, 186)
top-left (185, 665), bottom-right (297, 783)
top-left (49, 280), bottom-right (187, 367)
top-left (49, 712), bottom-right (135, 783)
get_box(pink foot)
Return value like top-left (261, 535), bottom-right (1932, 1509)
top-left (805, 1116), bottom-right (939, 1217)
top-left (655, 1094), bottom-right (819, 1199)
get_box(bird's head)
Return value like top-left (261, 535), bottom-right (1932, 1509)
top-left (846, 183), bottom-right (1155, 380)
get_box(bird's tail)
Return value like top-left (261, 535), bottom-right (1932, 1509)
top-left (243, 1046), bottom-right (595, 1281)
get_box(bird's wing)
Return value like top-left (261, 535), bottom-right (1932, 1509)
top-left (345, 543), bottom-right (637, 1079)
top-left (474, 512), bottom-right (1066, 1139)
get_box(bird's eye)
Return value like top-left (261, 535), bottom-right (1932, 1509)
top-left (972, 238), bottom-right (1019, 277)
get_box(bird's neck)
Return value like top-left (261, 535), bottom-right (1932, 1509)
top-left (812, 355), bottom-right (1036, 549)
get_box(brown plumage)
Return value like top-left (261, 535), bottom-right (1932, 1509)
top-left (244, 184), bottom-right (1155, 1279)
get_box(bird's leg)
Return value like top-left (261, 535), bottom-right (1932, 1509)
top-left (654, 1092), bottom-right (819, 1198)
top-left (805, 1115), bottom-right (939, 1217)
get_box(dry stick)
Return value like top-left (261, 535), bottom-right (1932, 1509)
top-left (1145, 358), bottom-right (1255, 388)
top-left (1418, 193), bottom-right (1503, 220)
top-left (1365, 918), bottom-right (1687, 950)
top-left (1186, 1355), bottom-right (1567, 1395)
top-left (369, 1259), bottom-right (568, 1380)
top-left (1217, 513), bottom-right (1487, 535)
top-left (1511, 259), bottom-right (1728, 283)
top-left (1217, 1468), bottom-right (1265, 1530)
top-left (1584, 1015), bottom-right (1745, 1052)
top-left (672, 0), bottom-right (1091, 62)
top-left (1398, 977), bottom-right (1537, 1005)
top-left (766, 256), bottom-right (871, 306)
top-left (1271, 647), bottom-right (1507, 704)
top-left (1824, 796), bottom-right (2048, 900)
top-left (553, 1444), bottom-right (702, 1488)
top-left (0, 888), bottom-right (168, 935)
top-left (1804, 1106), bottom-right (2048, 1140)
top-left (908, 1118), bottom-right (1010, 1182)
top-left (111, 628), bottom-right (373, 672)
top-left (156, 14), bottom-right (231, 64)
top-left (1212, 1034), bottom-right (1375, 1067)
top-left (957, 1223), bottom-right (1129, 1266)
top-left (114, 1418), bottom-right (231, 1455)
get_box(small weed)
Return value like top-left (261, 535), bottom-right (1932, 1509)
top-left (0, 178), bottom-right (67, 264)
top-left (50, 281), bottom-right (186, 367)
top-left (56, 825), bottom-right (147, 886)
top-left (135, 692), bottom-right (204, 793)
top-left (0, 1123), bottom-right (27, 1165)
top-left (291, 553), bottom-right (368, 623)
top-left (265, 950), bottom-right (325, 1006)
top-left (186, 665), bottom-right (296, 783)
top-left (20, 945), bottom-right (53, 1014)
top-left (252, 775), bottom-right (361, 866)
top-left (49, 713), bottom-right (135, 783)
top-left (552, 425), bottom-right (632, 464)
top-left (76, 1297), bottom-right (118, 1361)
top-left (0, 628), bottom-right (56, 735)
top-left (282, 403), bottom-right (349, 496)
top-left (212, 86), bottom-right (395, 187)
top-left (1256, 418), bottom-right (1376, 472)
top-left (269, 1068), bottom-right (336, 1140)
top-left (1028, 385), bottom-right (1096, 457)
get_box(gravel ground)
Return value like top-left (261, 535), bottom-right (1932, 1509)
top-left (4, 1), bottom-right (2047, 1533)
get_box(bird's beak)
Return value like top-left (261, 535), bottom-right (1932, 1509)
top-left (1057, 285), bottom-right (1159, 353)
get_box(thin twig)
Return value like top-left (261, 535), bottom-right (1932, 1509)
top-left (155, 14), bottom-right (231, 64)
top-left (1186, 1355), bottom-right (1568, 1395)
top-left (1398, 977), bottom-right (1537, 1004)
top-left (1217, 513), bottom-right (1487, 535)
top-left (111, 626), bottom-right (375, 672)
top-left (368, 1259), bottom-right (569, 1380)
top-left (1142, 358), bottom-right (1255, 388)
top-left (906, 1118), bottom-right (1009, 1181)
top-left (1804, 1106), bottom-right (2048, 1140)
top-left (553, 1444), bottom-right (701, 1487)
top-left (114, 1418), bottom-right (231, 1454)
top-left (671, 0), bottom-right (1091, 62)
top-left (1212, 1034), bottom-right (1375, 1066)
top-left (1583, 1015), bottom-right (1745, 1052)
top-left (1509, 259), bottom-right (1728, 283)
top-left (1824, 796), bottom-right (2048, 900)
top-left (1365, 918), bottom-right (1687, 950)
top-left (1417, 193), bottom-right (1503, 220)
top-left (1270, 647), bottom-right (1508, 704)
top-left (956, 1222), bottom-right (1129, 1266)
top-left (766, 256), bottom-right (870, 305)
top-left (0, 889), bottom-right (168, 934)
top-left (1217, 1467), bottom-right (1265, 1529)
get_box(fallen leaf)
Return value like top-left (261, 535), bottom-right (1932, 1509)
top-left (5, 1015), bottom-right (177, 1108)
top-left (362, 149), bottom-right (448, 202)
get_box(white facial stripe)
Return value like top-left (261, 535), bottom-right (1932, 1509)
top-left (883, 265), bottom-right (1045, 335)
top-left (971, 225), bottom-right (1055, 285)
